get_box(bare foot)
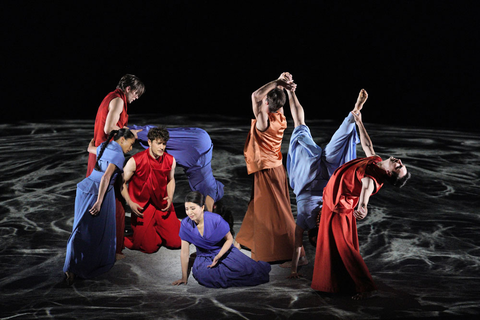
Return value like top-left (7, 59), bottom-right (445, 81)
top-left (286, 272), bottom-right (303, 279)
top-left (279, 256), bottom-right (308, 268)
top-left (351, 291), bottom-right (375, 300)
top-left (65, 271), bottom-right (75, 286)
top-left (353, 89), bottom-right (368, 113)
top-left (116, 253), bottom-right (126, 261)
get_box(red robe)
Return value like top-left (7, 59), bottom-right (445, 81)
top-left (86, 89), bottom-right (129, 254)
top-left (311, 156), bottom-right (384, 293)
top-left (124, 149), bottom-right (181, 253)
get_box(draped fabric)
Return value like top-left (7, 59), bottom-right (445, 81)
top-left (180, 212), bottom-right (271, 288)
top-left (311, 156), bottom-right (385, 293)
top-left (287, 113), bottom-right (359, 230)
top-left (64, 141), bottom-right (125, 278)
top-left (237, 112), bottom-right (304, 262)
top-left (243, 112), bottom-right (286, 175)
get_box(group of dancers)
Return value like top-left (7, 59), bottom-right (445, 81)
top-left (63, 73), bottom-right (410, 300)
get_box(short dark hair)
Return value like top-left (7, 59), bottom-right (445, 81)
top-left (266, 88), bottom-right (286, 112)
top-left (147, 127), bottom-right (169, 143)
top-left (117, 74), bottom-right (145, 97)
top-left (185, 191), bottom-right (205, 207)
top-left (385, 171), bottom-right (411, 188)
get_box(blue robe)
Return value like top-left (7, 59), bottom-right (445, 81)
top-left (63, 141), bottom-right (125, 279)
top-left (287, 114), bottom-right (359, 230)
top-left (130, 125), bottom-right (224, 202)
top-left (179, 212), bottom-right (271, 288)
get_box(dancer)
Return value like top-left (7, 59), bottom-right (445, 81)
top-left (87, 74), bottom-right (145, 176)
top-left (311, 110), bottom-right (411, 300)
top-left (87, 74), bottom-right (145, 260)
top-left (284, 82), bottom-right (366, 278)
top-left (172, 191), bottom-right (271, 288)
top-left (64, 129), bottom-right (136, 285)
top-left (120, 127), bottom-right (181, 254)
top-left (128, 125), bottom-right (224, 212)
top-left (235, 72), bottom-right (305, 262)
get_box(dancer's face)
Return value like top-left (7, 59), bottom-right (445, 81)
top-left (119, 137), bottom-right (135, 154)
top-left (125, 86), bottom-right (140, 103)
top-left (185, 202), bottom-right (204, 224)
top-left (148, 138), bottom-right (166, 159)
top-left (385, 157), bottom-right (408, 178)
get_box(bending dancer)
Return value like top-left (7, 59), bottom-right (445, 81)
top-left (235, 72), bottom-right (305, 262)
top-left (311, 110), bottom-right (411, 300)
top-left (87, 74), bottom-right (145, 260)
top-left (128, 125), bottom-right (224, 212)
top-left (284, 83), bottom-right (367, 278)
top-left (172, 191), bottom-right (271, 288)
top-left (120, 127), bottom-right (181, 254)
top-left (64, 129), bottom-right (136, 285)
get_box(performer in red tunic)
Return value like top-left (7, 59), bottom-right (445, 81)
top-left (311, 111), bottom-right (411, 300)
top-left (87, 74), bottom-right (145, 260)
top-left (121, 127), bottom-right (181, 254)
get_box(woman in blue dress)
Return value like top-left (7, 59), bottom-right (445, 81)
top-left (63, 128), bottom-right (136, 284)
top-left (172, 191), bottom-right (271, 288)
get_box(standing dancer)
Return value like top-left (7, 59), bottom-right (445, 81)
top-left (284, 82), bottom-right (367, 278)
top-left (64, 129), bottom-right (136, 285)
top-left (128, 125), bottom-right (224, 212)
top-left (311, 110), bottom-right (411, 300)
top-left (172, 191), bottom-right (271, 288)
top-left (87, 74), bottom-right (145, 260)
top-left (120, 127), bottom-right (181, 254)
top-left (235, 73), bottom-right (305, 262)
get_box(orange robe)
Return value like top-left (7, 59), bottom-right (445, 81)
top-left (124, 149), bottom-right (181, 253)
top-left (311, 156), bottom-right (384, 293)
top-left (87, 89), bottom-right (129, 254)
top-left (236, 112), bottom-right (304, 262)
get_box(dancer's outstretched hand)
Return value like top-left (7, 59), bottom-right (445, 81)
top-left (172, 279), bottom-right (187, 286)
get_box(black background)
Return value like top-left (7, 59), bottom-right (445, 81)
top-left (2, 1), bottom-right (478, 132)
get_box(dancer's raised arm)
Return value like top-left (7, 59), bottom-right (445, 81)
top-left (251, 73), bottom-right (294, 131)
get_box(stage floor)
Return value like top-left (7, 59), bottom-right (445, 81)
top-left (1, 114), bottom-right (479, 319)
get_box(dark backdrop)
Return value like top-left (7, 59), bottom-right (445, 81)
top-left (2, 1), bottom-right (478, 132)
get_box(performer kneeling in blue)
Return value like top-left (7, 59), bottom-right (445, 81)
top-left (172, 191), bottom-right (271, 288)
top-left (63, 129), bottom-right (136, 285)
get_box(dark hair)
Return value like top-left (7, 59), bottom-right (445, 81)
top-left (385, 171), bottom-right (411, 188)
top-left (116, 74), bottom-right (145, 97)
top-left (185, 191), bottom-right (205, 207)
top-left (213, 200), bottom-right (235, 237)
top-left (94, 128), bottom-right (135, 171)
top-left (147, 127), bottom-right (169, 143)
top-left (266, 88), bottom-right (286, 112)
